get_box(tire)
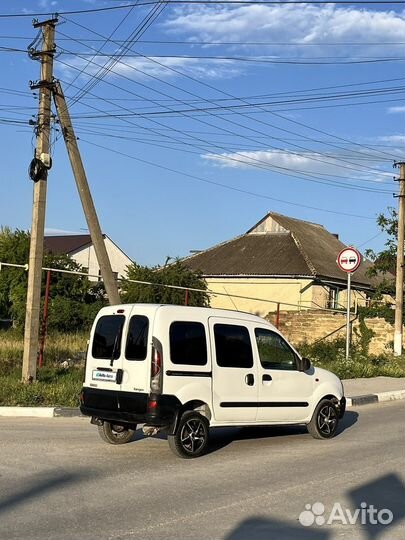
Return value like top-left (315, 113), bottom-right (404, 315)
top-left (168, 411), bottom-right (209, 458)
top-left (98, 422), bottom-right (136, 445)
top-left (307, 399), bottom-right (339, 440)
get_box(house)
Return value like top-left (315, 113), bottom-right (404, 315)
top-left (44, 234), bottom-right (132, 281)
top-left (183, 212), bottom-right (385, 317)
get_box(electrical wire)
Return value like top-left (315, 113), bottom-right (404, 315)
top-left (79, 137), bottom-right (385, 220)
top-left (0, 1), bottom-right (404, 19)
top-left (56, 65), bottom-right (394, 192)
top-left (61, 18), bottom-right (398, 163)
top-left (57, 41), bottom-right (397, 179)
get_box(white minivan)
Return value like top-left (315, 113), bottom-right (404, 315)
top-left (80, 304), bottom-right (346, 458)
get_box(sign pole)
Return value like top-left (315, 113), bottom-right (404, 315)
top-left (346, 272), bottom-right (352, 360)
top-left (336, 246), bottom-right (361, 361)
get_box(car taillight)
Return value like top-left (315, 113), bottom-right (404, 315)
top-left (150, 339), bottom-right (163, 394)
top-left (151, 349), bottom-right (161, 378)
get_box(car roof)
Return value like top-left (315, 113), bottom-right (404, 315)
top-left (98, 303), bottom-right (274, 326)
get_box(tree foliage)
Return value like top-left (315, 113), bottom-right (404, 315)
top-left (0, 227), bottom-right (106, 331)
top-left (365, 207), bottom-right (397, 297)
top-left (121, 259), bottom-right (209, 307)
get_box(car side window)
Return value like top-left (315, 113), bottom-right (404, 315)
top-left (170, 321), bottom-right (207, 366)
top-left (214, 323), bottom-right (253, 368)
top-left (255, 328), bottom-right (297, 371)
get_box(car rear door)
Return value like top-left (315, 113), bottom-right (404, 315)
top-left (209, 317), bottom-right (258, 423)
top-left (85, 311), bottom-right (126, 391)
top-left (119, 305), bottom-right (152, 395)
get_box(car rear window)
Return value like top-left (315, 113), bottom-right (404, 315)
top-left (170, 321), bottom-right (207, 365)
top-left (92, 315), bottom-right (125, 359)
top-left (125, 315), bottom-right (149, 360)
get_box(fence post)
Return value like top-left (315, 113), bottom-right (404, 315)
top-left (276, 303), bottom-right (281, 329)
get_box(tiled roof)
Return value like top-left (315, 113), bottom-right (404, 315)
top-left (184, 212), bottom-right (383, 288)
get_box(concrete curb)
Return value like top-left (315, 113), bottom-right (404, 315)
top-left (0, 406), bottom-right (83, 418)
top-left (346, 389), bottom-right (405, 407)
top-left (0, 390), bottom-right (403, 417)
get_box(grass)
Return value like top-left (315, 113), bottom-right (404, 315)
top-left (0, 330), bottom-right (87, 406)
top-left (0, 366), bottom-right (84, 407)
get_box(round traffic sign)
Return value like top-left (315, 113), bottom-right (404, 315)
top-left (337, 247), bottom-right (361, 273)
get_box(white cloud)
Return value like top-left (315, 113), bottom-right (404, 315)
top-left (202, 148), bottom-right (392, 182)
top-left (38, 0), bottom-right (57, 8)
top-left (59, 55), bottom-right (241, 82)
top-left (387, 106), bottom-right (405, 114)
top-left (164, 4), bottom-right (405, 56)
top-left (377, 134), bottom-right (405, 143)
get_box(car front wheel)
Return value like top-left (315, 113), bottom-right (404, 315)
top-left (307, 399), bottom-right (339, 439)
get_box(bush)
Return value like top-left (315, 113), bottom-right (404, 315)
top-left (299, 339), bottom-right (405, 379)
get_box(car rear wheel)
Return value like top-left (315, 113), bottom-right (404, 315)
top-left (98, 422), bottom-right (136, 444)
top-left (307, 399), bottom-right (339, 439)
top-left (168, 411), bottom-right (209, 458)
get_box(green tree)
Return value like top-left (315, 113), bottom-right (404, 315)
top-left (121, 259), bottom-right (209, 307)
top-left (0, 227), bottom-right (106, 331)
top-left (0, 227), bottom-right (30, 322)
top-left (365, 207), bottom-right (397, 296)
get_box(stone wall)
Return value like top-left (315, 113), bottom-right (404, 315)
top-left (267, 310), bottom-right (396, 355)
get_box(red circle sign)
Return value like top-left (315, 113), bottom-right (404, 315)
top-left (337, 247), bottom-right (361, 273)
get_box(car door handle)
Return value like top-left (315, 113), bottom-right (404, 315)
top-left (245, 373), bottom-right (254, 386)
top-left (262, 374), bottom-right (272, 382)
top-left (116, 369), bottom-right (123, 385)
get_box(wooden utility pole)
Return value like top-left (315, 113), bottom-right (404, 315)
top-left (52, 81), bottom-right (121, 305)
top-left (22, 18), bottom-right (57, 382)
top-left (394, 162), bottom-right (405, 356)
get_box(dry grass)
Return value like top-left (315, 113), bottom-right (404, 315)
top-left (0, 330), bottom-right (88, 373)
top-left (0, 330), bottom-right (87, 406)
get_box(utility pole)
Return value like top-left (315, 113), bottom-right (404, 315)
top-left (22, 18), bottom-right (57, 383)
top-left (394, 162), bottom-right (405, 356)
top-left (52, 81), bottom-right (121, 305)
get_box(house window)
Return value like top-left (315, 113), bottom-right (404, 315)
top-left (327, 287), bottom-right (340, 309)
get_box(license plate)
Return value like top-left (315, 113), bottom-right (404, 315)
top-left (92, 369), bottom-right (116, 382)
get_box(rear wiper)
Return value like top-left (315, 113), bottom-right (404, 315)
top-left (110, 325), bottom-right (123, 367)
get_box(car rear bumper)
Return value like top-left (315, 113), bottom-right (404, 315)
top-left (80, 387), bottom-right (180, 428)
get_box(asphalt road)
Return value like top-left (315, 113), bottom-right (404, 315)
top-left (0, 401), bottom-right (404, 540)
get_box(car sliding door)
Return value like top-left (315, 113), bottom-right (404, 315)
top-left (209, 318), bottom-right (258, 423)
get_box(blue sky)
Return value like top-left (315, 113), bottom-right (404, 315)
top-left (1, 0), bottom-right (405, 266)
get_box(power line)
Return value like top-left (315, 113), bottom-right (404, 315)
top-left (67, 1), bottom-right (168, 107)
top-left (60, 17), bottom-right (397, 163)
top-left (57, 27), bottom-right (396, 177)
top-left (79, 137), bottom-right (383, 219)
top-left (56, 65), bottom-right (393, 191)
top-left (64, 2), bottom-right (139, 97)
top-left (59, 51), bottom-right (405, 65)
top-left (0, 1), bottom-right (404, 18)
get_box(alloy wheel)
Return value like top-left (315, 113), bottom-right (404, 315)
top-left (180, 419), bottom-right (206, 454)
top-left (318, 405), bottom-right (337, 435)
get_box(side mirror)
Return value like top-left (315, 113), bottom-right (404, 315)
top-left (298, 357), bottom-right (311, 372)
